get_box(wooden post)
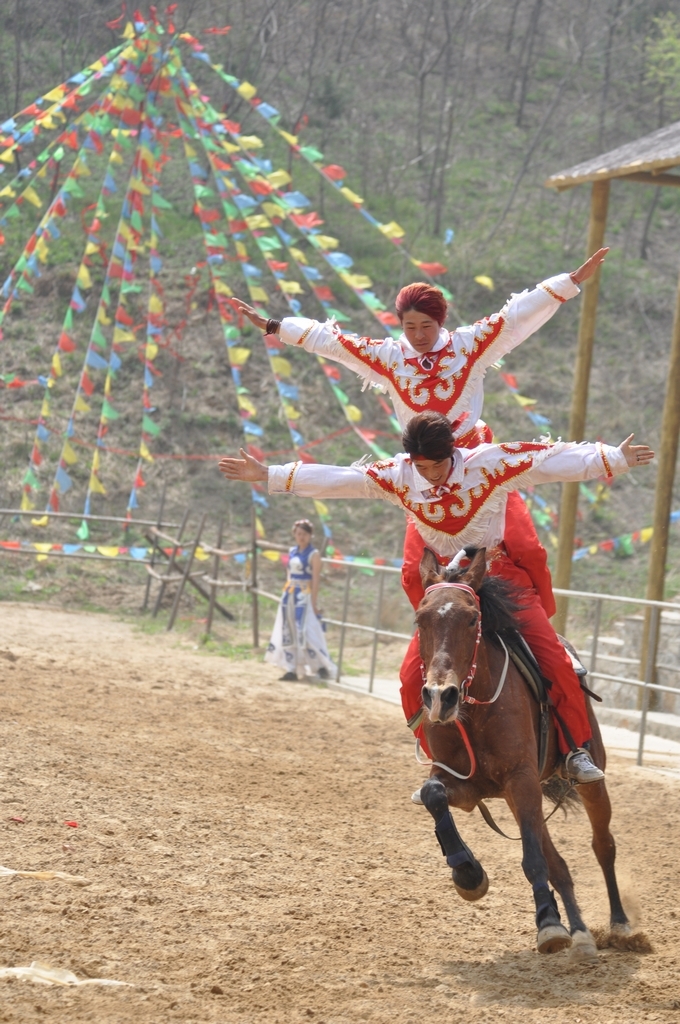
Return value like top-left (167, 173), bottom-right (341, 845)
top-left (206, 517), bottom-right (224, 638)
top-left (167, 513), bottom-right (206, 632)
top-left (251, 506), bottom-right (259, 649)
top-left (142, 482), bottom-right (166, 611)
top-left (553, 179), bottom-right (610, 634)
top-left (638, 266), bottom-right (680, 703)
top-left (152, 508), bottom-right (190, 618)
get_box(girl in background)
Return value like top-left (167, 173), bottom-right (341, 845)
top-left (266, 519), bottom-right (337, 682)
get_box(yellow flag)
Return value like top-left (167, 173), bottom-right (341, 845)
top-left (248, 286), bottom-right (269, 304)
top-left (98, 307), bottom-right (112, 325)
top-left (245, 215), bottom-right (271, 230)
top-left (130, 177), bottom-right (151, 194)
top-left (474, 275), bottom-right (495, 290)
top-left (110, 150), bottom-right (124, 165)
top-left (36, 237), bottom-right (50, 263)
top-left (379, 221), bottom-right (405, 240)
top-left (235, 241), bottom-right (248, 258)
top-left (640, 527), bottom-right (654, 543)
top-left (315, 235), bottom-right (339, 250)
top-left (213, 280), bottom-right (232, 296)
top-left (289, 247), bottom-right (307, 264)
top-left (23, 185), bottom-right (42, 208)
top-left (75, 395), bottom-right (90, 413)
top-left (237, 81), bottom-right (257, 100)
top-left (255, 515), bottom-right (266, 539)
top-left (122, 21), bottom-right (135, 39)
top-left (270, 356), bottom-right (292, 377)
top-left (239, 135), bottom-right (263, 149)
top-left (43, 86), bottom-right (66, 102)
top-left (262, 549), bottom-right (281, 562)
top-left (140, 441), bottom-right (154, 463)
top-left (267, 169), bottom-right (291, 188)
top-left (21, 493), bottom-right (35, 511)
top-left (97, 546), bottom-right (119, 558)
top-left (340, 186), bottom-right (363, 205)
top-left (113, 328), bottom-right (136, 343)
top-left (279, 280), bottom-right (303, 295)
top-left (35, 554), bottom-right (49, 562)
top-left (341, 272), bottom-right (372, 290)
top-left (92, 450), bottom-right (100, 472)
top-left (85, 241), bottom-right (100, 256)
top-left (89, 474), bottom-right (106, 495)
top-left (62, 441), bottom-right (78, 465)
top-left (149, 293), bottom-right (163, 314)
top-left (282, 402), bottom-right (300, 420)
top-left (51, 352), bottom-right (63, 377)
top-left (0, 149), bottom-right (16, 164)
top-left (0, 185), bottom-right (16, 198)
top-left (313, 500), bottom-right (329, 517)
top-left (237, 395), bottom-right (258, 415)
top-left (228, 347), bottom-right (251, 367)
top-left (345, 405), bottom-right (362, 423)
top-left (31, 515), bottom-right (49, 527)
top-left (145, 342), bottom-right (158, 361)
top-left (279, 131), bottom-right (298, 146)
top-left (33, 543), bottom-right (52, 554)
top-left (77, 264), bottom-right (92, 289)
top-left (194, 547), bottom-right (210, 562)
top-left (514, 394), bottom-right (537, 407)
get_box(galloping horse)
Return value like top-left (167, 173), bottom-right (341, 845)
top-left (416, 547), bottom-right (632, 958)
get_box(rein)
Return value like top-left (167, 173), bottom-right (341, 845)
top-left (416, 580), bottom-right (510, 782)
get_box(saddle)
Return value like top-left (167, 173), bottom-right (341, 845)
top-left (501, 630), bottom-right (601, 776)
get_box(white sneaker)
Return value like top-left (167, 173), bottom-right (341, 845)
top-left (564, 749), bottom-right (605, 784)
top-left (411, 788), bottom-right (423, 805)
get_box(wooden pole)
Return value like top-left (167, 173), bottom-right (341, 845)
top-left (553, 179), bottom-right (610, 634)
top-left (638, 266), bottom-right (680, 703)
top-left (251, 506), bottom-right (259, 649)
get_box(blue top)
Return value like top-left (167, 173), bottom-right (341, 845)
top-left (288, 544), bottom-right (316, 582)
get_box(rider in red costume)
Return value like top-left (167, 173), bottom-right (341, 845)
top-left (230, 249), bottom-right (609, 766)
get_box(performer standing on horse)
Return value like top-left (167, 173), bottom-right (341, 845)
top-left (219, 412), bottom-right (653, 785)
top-left (229, 250), bottom-right (608, 772)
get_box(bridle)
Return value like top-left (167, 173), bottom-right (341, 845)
top-left (417, 579), bottom-right (511, 782)
top-left (422, 581), bottom-right (502, 705)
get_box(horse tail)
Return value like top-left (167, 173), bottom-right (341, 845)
top-left (541, 776), bottom-right (582, 816)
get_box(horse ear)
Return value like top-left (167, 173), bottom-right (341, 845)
top-left (419, 547), bottom-right (443, 590)
top-left (461, 548), bottom-right (487, 592)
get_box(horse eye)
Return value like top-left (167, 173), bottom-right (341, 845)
top-left (469, 613), bottom-right (478, 627)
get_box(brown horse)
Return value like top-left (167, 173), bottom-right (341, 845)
top-left (416, 547), bottom-right (632, 958)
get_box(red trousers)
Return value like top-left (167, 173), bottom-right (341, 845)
top-left (399, 553), bottom-right (591, 757)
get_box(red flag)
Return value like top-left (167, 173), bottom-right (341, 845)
top-left (106, 3), bottom-right (127, 29)
top-left (58, 332), bottom-right (76, 352)
top-left (322, 164), bottom-right (346, 181)
top-left (204, 26), bottom-right (231, 34)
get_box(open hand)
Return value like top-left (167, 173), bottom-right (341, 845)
top-left (619, 434), bottom-right (654, 468)
top-left (229, 297), bottom-right (269, 331)
top-left (570, 247), bottom-right (609, 285)
top-left (218, 448), bottom-right (269, 482)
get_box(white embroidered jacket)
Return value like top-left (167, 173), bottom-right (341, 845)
top-left (278, 274), bottom-right (579, 435)
top-left (268, 441), bottom-right (628, 559)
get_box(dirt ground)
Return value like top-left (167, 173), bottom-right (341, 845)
top-left (1, 603), bottom-right (679, 1024)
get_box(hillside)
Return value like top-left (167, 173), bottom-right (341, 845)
top-left (1, 0), bottom-right (680, 605)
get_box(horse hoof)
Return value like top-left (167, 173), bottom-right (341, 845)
top-left (609, 922), bottom-right (631, 938)
top-left (569, 928), bottom-right (599, 964)
top-left (537, 923), bottom-right (572, 954)
top-left (453, 867), bottom-right (489, 902)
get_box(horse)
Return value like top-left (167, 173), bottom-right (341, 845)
top-left (415, 546), bottom-right (632, 958)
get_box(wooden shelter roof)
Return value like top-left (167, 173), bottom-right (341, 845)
top-left (545, 119), bottom-right (680, 190)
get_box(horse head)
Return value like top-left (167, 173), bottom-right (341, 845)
top-left (416, 547), bottom-right (487, 724)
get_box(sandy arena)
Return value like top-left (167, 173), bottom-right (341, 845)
top-left (1, 603), bottom-right (679, 1023)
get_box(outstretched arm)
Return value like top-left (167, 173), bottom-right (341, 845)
top-left (219, 450), bottom-right (383, 501)
top-left (524, 434), bottom-right (653, 486)
top-left (228, 297), bottom-right (400, 385)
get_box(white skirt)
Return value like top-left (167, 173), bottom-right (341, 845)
top-left (264, 582), bottom-right (337, 680)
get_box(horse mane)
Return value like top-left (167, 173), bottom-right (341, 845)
top-left (440, 547), bottom-right (524, 642)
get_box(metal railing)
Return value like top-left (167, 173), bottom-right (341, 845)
top-left (251, 552), bottom-right (680, 768)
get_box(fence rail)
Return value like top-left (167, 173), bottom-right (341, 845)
top-left (249, 552), bottom-right (680, 768)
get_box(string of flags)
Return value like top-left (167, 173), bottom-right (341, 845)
top-left (0, 10), bottom-right (646, 568)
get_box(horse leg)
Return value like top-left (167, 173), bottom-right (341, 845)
top-left (505, 775), bottom-right (572, 954)
top-left (577, 781), bottom-right (630, 935)
top-left (421, 775), bottom-right (489, 901)
top-left (541, 825), bottom-right (598, 962)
